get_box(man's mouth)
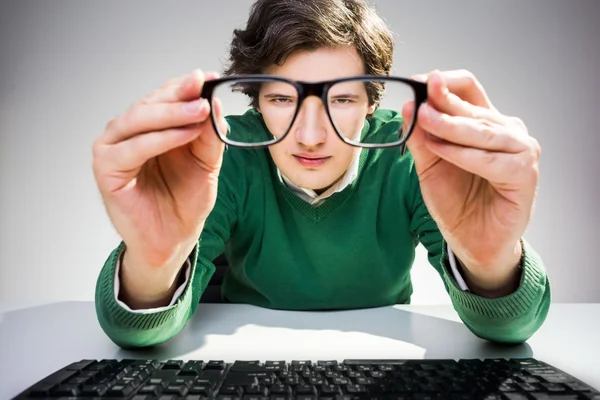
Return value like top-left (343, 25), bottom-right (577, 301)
top-left (293, 154), bottom-right (331, 167)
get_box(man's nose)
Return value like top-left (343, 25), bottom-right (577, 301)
top-left (293, 97), bottom-right (329, 147)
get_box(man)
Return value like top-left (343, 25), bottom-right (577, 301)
top-left (92, 0), bottom-right (550, 349)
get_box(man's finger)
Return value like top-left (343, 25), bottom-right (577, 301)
top-left (403, 100), bottom-right (439, 177)
top-left (417, 103), bottom-right (527, 153)
top-left (143, 70), bottom-right (220, 104)
top-left (423, 138), bottom-right (538, 186)
top-left (189, 97), bottom-right (228, 169)
top-left (425, 72), bottom-right (504, 123)
top-left (414, 70), bottom-right (495, 110)
top-left (104, 125), bottom-right (203, 176)
top-left (137, 73), bottom-right (189, 105)
top-left (102, 98), bottom-right (211, 145)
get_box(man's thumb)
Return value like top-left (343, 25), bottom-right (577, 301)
top-left (403, 100), bottom-right (436, 175)
top-left (190, 97), bottom-right (227, 170)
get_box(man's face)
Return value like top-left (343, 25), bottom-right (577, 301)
top-left (258, 46), bottom-right (375, 193)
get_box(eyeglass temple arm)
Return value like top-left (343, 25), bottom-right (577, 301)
top-left (399, 142), bottom-right (407, 156)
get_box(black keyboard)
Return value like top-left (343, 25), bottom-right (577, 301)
top-left (13, 357), bottom-right (600, 400)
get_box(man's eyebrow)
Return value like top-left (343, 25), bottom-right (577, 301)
top-left (262, 92), bottom-right (296, 98)
top-left (330, 93), bottom-right (361, 98)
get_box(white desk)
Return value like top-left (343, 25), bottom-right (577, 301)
top-left (0, 302), bottom-right (598, 399)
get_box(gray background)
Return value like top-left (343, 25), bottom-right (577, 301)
top-left (1, 0), bottom-right (598, 306)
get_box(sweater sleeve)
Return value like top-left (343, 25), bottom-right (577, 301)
top-left (94, 151), bottom-right (243, 349)
top-left (408, 165), bottom-right (551, 344)
top-left (94, 240), bottom-right (206, 349)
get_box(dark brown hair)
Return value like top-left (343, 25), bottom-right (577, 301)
top-left (223, 0), bottom-right (394, 108)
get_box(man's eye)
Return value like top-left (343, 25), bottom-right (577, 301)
top-left (332, 98), bottom-right (353, 104)
top-left (271, 97), bottom-right (293, 103)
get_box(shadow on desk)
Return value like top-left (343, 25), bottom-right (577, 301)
top-left (0, 301), bottom-right (532, 363)
top-left (167, 305), bottom-right (525, 360)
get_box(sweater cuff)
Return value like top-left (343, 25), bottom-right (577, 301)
top-left (447, 244), bottom-right (470, 291)
top-left (95, 241), bottom-right (199, 331)
top-left (441, 238), bottom-right (547, 319)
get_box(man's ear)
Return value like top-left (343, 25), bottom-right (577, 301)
top-left (367, 103), bottom-right (376, 115)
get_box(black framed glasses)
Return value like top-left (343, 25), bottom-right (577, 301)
top-left (200, 74), bottom-right (427, 152)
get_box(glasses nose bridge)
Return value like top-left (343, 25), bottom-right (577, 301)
top-left (299, 82), bottom-right (329, 105)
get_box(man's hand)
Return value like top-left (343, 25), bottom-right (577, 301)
top-left (92, 69), bottom-right (228, 308)
top-left (403, 70), bottom-right (541, 298)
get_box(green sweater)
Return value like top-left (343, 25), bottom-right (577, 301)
top-left (95, 108), bottom-right (551, 349)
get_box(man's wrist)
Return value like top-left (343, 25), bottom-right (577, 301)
top-left (455, 238), bottom-right (524, 298)
top-left (118, 249), bottom-right (189, 309)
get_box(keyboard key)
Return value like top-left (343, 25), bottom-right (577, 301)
top-left (205, 360), bottom-right (227, 369)
top-left (308, 377), bottom-right (325, 385)
top-left (448, 394), bottom-right (472, 400)
top-left (332, 377), bottom-right (350, 385)
top-left (344, 359), bottom-right (404, 365)
top-left (370, 370), bottom-right (386, 378)
top-left (565, 381), bottom-right (595, 391)
top-left (189, 384), bottom-right (212, 395)
top-left (318, 360), bottom-right (338, 366)
top-left (215, 395), bottom-right (239, 400)
top-left (50, 384), bottom-right (80, 396)
top-left (518, 382), bottom-right (539, 391)
top-left (223, 372), bottom-right (259, 386)
top-left (265, 360), bottom-right (286, 369)
top-left (334, 364), bottom-right (351, 372)
top-left (347, 370), bottom-right (364, 378)
top-left (292, 360), bottom-right (312, 366)
top-left (284, 376), bottom-right (301, 385)
top-left (180, 361), bottom-right (204, 376)
top-left (540, 382), bottom-right (567, 392)
top-left (503, 394), bottom-right (530, 400)
top-left (270, 383), bottom-right (292, 394)
top-left (162, 360), bottom-right (184, 369)
top-left (219, 384), bottom-right (243, 396)
top-left (541, 374), bottom-right (575, 384)
top-left (173, 377), bottom-right (196, 387)
top-left (64, 359), bottom-right (96, 371)
top-left (200, 369), bottom-right (225, 383)
top-left (164, 383), bottom-right (189, 396)
top-left (412, 394), bottom-right (445, 400)
top-left (245, 384), bottom-right (268, 396)
top-left (29, 368), bottom-right (78, 395)
top-left (295, 384), bottom-right (316, 394)
top-left (151, 369), bottom-right (180, 380)
top-left (321, 384), bottom-right (342, 395)
top-left (355, 377), bottom-right (375, 385)
top-left (231, 360), bottom-right (264, 371)
top-left (157, 396), bottom-right (179, 400)
top-left (80, 383), bottom-right (108, 396)
top-left (27, 381), bottom-right (58, 397)
top-left (106, 383), bottom-right (134, 397)
top-left (529, 394), bottom-right (579, 400)
top-left (138, 384), bottom-right (159, 395)
top-left (148, 377), bottom-right (169, 387)
top-left (345, 384), bottom-right (367, 393)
